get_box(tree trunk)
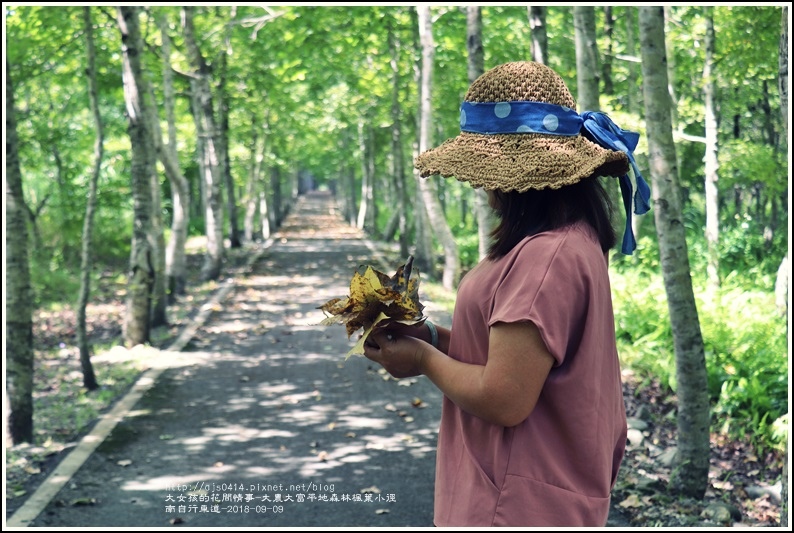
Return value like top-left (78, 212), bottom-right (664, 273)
top-left (527, 6), bottom-right (547, 65)
top-left (625, 7), bottom-right (639, 114)
top-left (639, 6), bottom-right (710, 499)
top-left (417, 5), bottom-right (460, 290)
top-left (76, 6), bottom-right (100, 391)
top-left (574, 6), bottom-right (600, 111)
top-left (703, 7), bottom-right (720, 289)
top-left (664, 6), bottom-right (680, 127)
top-left (270, 165), bottom-right (283, 229)
top-left (777, 6), bottom-right (789, 528)
top-left (217, 49), bottom-right (241, 249)
top-left (602, 7), bottom-right (615, 95)
top-left (118, 6), bottom-right (155, 347)
top-left (388, 14), bottom-right (409, 258)
top-left (259, 189), bottom-right (271, 241)
top-left (341, 129), bottom-right (357, 226)
top-left (183, 6), bottom-right (224, 282)
top-left (5, 59), bottom-right (35, 445)
top-left (467, 6), bottom-right (494, 262)
top-left (244, 115), bottom-right (265, 242)
top-left (157, 13), bottom-right (191, 299)
top-left (149, 171), bottom-right (168, 327)
top-left (356, 119), bottom-right (373, 232)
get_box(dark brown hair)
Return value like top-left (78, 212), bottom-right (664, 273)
top-left (487, 175), bottom-right (617, 259)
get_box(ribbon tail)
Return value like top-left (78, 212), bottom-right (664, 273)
top-left (618, 174), bottom-right (637, 255)
top-left (631, 164), bottom-right (652, 215)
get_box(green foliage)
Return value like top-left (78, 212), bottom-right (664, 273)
top-left (719, 139), bottom-right (787, 195)
top-left (612, 262), bottom-right (789, 454)
top-left (454, 232), bottom-right (480, 273)
top-left (708, 322), bottom-right (788, 453)
top-left (612, 262), bottom-right (677, 391)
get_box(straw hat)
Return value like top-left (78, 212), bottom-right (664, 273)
top-left (414, 61), bottom-right (630, 192)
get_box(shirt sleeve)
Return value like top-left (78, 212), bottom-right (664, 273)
top-left (488, 227), bottom-right (594, 366)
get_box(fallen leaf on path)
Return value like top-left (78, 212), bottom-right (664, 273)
top-left (71, 497), bottom-right (97, 506)
top-left (117, 459), bottom-right (132, 467)
top-left (619, 494), bottom-right (644, 508)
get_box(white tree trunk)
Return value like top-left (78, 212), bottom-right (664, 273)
top-left (703, 7), bottom-right (720, 289)
top-left (528, 6), bottom-right (548, 65)
top-left (574, 6), bottom-right (600, 111)
top-left (183, 7), bottom-right (224, 282)
top-left (417, 5), bottom-right (460, 289)
top-left (5, 58), bottom-right (35, 444)
top-left (639, 5), bottom-right (710, 499)
top-left (157, 14), bottom-right (191, 298)
top-left (118, 6), bottom-right (155, 347)
top-left (76, 6), bottom-right (100, 390)
top-left (467, 6), bottom-right (494, 261)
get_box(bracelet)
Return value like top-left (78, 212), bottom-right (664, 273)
top-left (426, 320), bottom-right (439, 349)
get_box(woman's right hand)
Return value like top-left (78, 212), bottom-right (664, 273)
top-left (362, 328), bottom-right (427, 379)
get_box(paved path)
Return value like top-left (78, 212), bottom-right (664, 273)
top-left (10, 191), bottom-right (451, 528)
top-left (7, 190), bottom-right (629, 528)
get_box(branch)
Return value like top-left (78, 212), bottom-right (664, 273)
top-left (231, 6), bottom-right (285, 39)
top-left (674, 130), bottom-right (706, 144)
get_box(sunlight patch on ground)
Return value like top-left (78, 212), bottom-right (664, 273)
top-left (276, 404), bottom-right (335, 427)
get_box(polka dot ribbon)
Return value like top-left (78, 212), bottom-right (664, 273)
top-left (460, 101), bottom-right (652, 255)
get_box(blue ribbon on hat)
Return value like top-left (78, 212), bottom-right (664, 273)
top-left (460, 101), bottom-right (651, 255)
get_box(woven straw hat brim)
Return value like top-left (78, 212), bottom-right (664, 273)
top-left (415, 131), bottom-right (630, 193)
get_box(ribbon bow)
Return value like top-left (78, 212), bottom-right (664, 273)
top-left (581, 111), bottom-right (651, 255)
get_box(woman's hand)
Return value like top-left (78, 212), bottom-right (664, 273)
top-left (362, 328), bottom-right (427, 379)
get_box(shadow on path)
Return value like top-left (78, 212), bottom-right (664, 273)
top-left (21, 191), bottom-right (448, 528)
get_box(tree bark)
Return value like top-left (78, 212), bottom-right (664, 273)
top-left (217, 48), bottom-right (241, 249)
top-left (639, 6), bottom-right (710, 499)
top-left (5, 59), bottom-right (35, 445)
top-left (244, 115), bottom-right (266, 242)
top-left (270, 164), bottom-right (283, 229)
top-left (703, 7), bottom-right (720, 289)
top-left (527, 6), bottom-right (547, 65)
top-left (574, 6), bottom-right (600, 111)
top-left (183, 6), bottom-right (224, 282)
top-left (664, 6), bottom-right (680, 128)
top-left (388, 14), bottom-right (409, 258)
top-left (625, 7), bottom-right (639, 113)
top-left (417, 5), bottom-right (460, 290)
top-left (76, 6), bottom-right (100, 391)
top-left (467, 6), bottom-right (494, 262)
top-left (602, 7), bottom-right (615, 95)
top-left (148, 147), bottom-right (168, 328)
top-left (157, 13), bottom-right (191, 299)
top-left (356, 119), bottom-right (376, 233)
top-left (118, 6), bottom-right (155, 348)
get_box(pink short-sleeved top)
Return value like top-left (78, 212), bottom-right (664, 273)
top-left (433, 222), bottom-right (627, 527)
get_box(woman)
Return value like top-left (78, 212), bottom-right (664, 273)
top-left (363, 61), bottom-right (650, 527)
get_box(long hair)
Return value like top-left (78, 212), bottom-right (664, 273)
top-left (487, 175), bottom-right (617, 260)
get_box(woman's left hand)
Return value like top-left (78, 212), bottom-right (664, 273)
top-left (362, 329), bottom-right (426, 379)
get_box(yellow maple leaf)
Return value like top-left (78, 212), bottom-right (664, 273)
top-left (318, 256), bottom-right (425, 359)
